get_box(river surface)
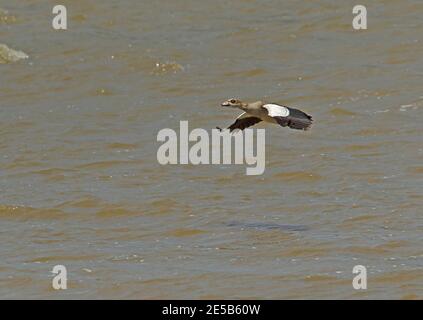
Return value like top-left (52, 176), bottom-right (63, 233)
top-left (0, 1), bottom-right (422, 299)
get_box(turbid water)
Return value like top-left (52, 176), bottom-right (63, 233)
top-left (0, 1), bottom-right (422, 299)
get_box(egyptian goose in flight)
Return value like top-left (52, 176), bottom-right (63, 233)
top-left (217, 99), bottom-right (313, 132)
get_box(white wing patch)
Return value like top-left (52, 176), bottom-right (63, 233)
top-left (263, 104), bottom-right (290, 117)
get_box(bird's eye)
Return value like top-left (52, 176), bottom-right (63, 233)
top-left (230, 99), bottom-right (236, 103)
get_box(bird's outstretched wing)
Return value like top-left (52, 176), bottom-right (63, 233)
top-left (263, 104), bottom-right (313, 130)
top-left (217, 113), bottom-right (262, 132)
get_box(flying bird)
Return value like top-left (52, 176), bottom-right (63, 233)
top-left (217, 99), bottom-right (313, 132)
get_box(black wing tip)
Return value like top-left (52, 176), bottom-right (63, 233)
top-left (303, 122), bottom-right (313, 130)
top-left (271, 106), bottom-right (313, 130)
top-left (295, 122), bottom-right (313, 131)
top-left (274, 116), bottom-right (313, 131)
top-left (298, 117), bottom-right (313, 130)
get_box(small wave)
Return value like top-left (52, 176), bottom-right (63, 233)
top-left (0, 43), bottom-right (28, 64)
top-left (0, 205), bottom-right (66, 220)
top-left (399, 104), bottom-right (418, 112)
top-left (165, 228), bottom-right (207, 237)
top-left (273, 171), bottom-right (322, 182)
top-left (223, 68), bottom-right (266, 78)
top-left (151, 61), bottom-right (184, 75)
top-left (0, 8), bottom-right (16, 24)
top-left (328, 108), bottom-right (357, 116)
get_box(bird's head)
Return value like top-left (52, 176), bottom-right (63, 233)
top-left (221, 98), bottom-right (244, 109)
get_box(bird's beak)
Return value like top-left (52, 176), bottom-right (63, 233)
top-left (221, 101), bottom-right (230, 107)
